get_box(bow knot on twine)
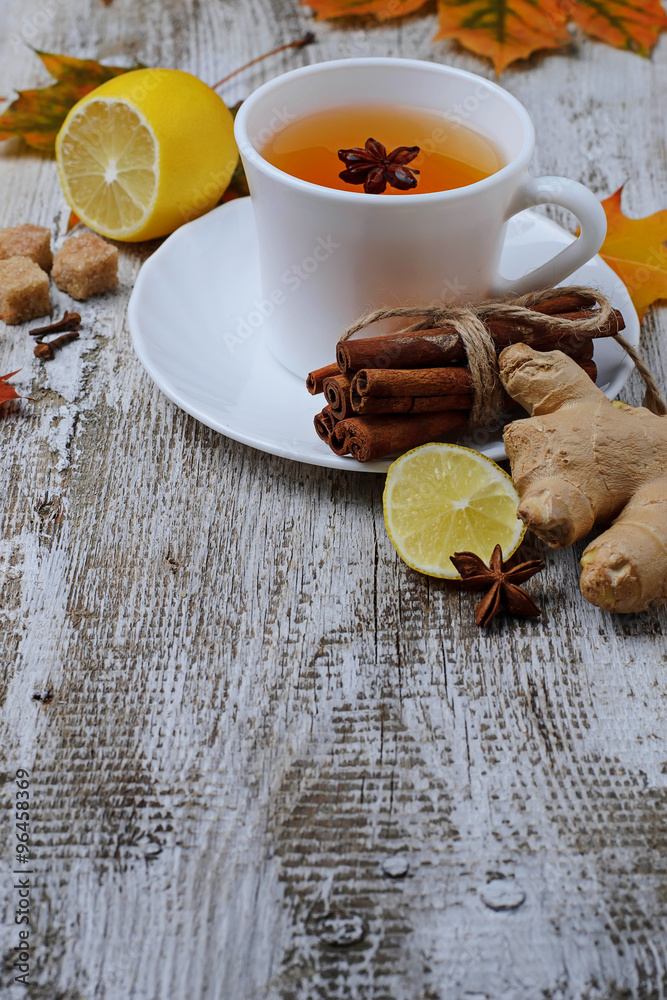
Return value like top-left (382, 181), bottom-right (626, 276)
top-left (339, 286), bottom-right (666, 426)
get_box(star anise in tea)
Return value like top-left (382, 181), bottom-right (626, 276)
top-left (338, 138), bottom-right (420, 194)
top-left (450, 544), bottom-right (546, 628)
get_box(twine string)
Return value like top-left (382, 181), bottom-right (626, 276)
top-left (432, 307), bottom-right (503, 428)
top-left (339, 286), bottom-right (667, 421)
top-left (613, 333), bottom-right (667, 416)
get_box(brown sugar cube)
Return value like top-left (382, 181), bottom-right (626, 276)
top-left (52, 232), bottom-right (119, 301)
top-left (0, 256), bottom-right (51, 325)
top-left (0, 224), bottom-right (53, 272)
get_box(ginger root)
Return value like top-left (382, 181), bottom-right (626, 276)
top-left (499, 343), bottom-right (667, 613)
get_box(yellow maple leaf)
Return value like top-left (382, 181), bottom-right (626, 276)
top-left (434, 0), bottom-right (569, 73)
top-left (599, 187), bottom-right (667, 321)
top-left (302, 0), bottom-right (431, 20)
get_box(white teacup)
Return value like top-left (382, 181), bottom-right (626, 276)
top-left (234, 58), bottom-right (606, 378)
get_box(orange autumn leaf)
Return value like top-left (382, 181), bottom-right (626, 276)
top-left (66, 211), bottom-right (81, 233)
top-left (435, 0), bottom-right (569, 73)
top-left (599, 187), bottom-right (667, 320)
top-left (308, 0), bottom-right (667, 70)
top-left (556, 0), bottom-right (667, 56)
top-left (0, 50), bottom-right (141, 152)
top-left (302, 0), bottom-right (430, 19)
top-left (0, 370), bottom-right (26, 406)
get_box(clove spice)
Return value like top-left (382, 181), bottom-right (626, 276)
top-left (34, 331), bottom-right (80, 360)
top-left (30, 310), bottom-right (81, 338)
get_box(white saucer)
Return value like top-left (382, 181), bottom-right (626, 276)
top-left (128, 198), bottom-right (639, 473)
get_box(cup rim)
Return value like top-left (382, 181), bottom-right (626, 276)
top-left (234, 57), bottom-right (535, 205)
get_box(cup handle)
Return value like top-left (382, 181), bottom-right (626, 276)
top-left (491, 174), bottom-right (607, 297)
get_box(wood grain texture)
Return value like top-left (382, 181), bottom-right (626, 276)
top-left (1, 2), bottom-right (667, 999)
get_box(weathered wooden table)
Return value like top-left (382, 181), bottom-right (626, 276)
top-left (1, 2), bottom-right (667, 998)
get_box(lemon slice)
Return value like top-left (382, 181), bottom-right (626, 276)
top-left (58, 99), bottom-right (158, 237)
top-left (56, 69), bottom-right (238, 242)
top-left (383, 443), bottom-right (525, 579)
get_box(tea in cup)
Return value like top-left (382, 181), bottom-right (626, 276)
top-left (262, 103), bottom-right (504, 195)
top-left (235, 59), bottom-right (606, 377)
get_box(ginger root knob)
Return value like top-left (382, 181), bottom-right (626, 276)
top-left (499, 344), bottom-right (667, 613)
top-left (579, 480), bottom-right (667, 613)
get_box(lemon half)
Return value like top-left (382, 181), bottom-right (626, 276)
top-left (55, 68), bottom-right (238, 241)
top-left (383, 443), bottom-right (525, 579)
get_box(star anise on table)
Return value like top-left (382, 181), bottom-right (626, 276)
top-left (338, 138), bottom-right (420, 194)
top-left (450, 544), bottom-right (546, 628)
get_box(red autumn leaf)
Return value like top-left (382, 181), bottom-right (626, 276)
top-left (0, 370), bottom-right (26, 406)
top-left (0, 50), bottom-right (141, 152)
top-left (598, 187), bottom-right (667, 321)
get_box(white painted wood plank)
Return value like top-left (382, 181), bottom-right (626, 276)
top-left (0, 2), bottom-right (666, 998)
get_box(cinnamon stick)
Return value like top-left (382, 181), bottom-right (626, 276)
top-left (529, 290), bottom-right (597, 314)
top-left (330, 411), bottom-right (468, 463)
top-left (352, 360), bottom-right (597, 416)
top-left (565, 338), bottom-right (594, 361)
top-left (337, 329), bottom-right (458, 375)
top-left (336, 308), bottom-right (624, 375)
top-left (353, 366), bottom-right (475, 399)
top-left (323, 373), bottom-right (353, 420)
top-left (352, 394), bottom-right (475, 415)
top-left (314, 406), bottom-right (337, 443)
top-left (334, 357), bottom-right (596, 459)
top-left (486, 309), bottom-right (624, 350)
top-left (329, 429), bottom-right (350, 456)
top-left (307, 363), bottom-right (339, 395)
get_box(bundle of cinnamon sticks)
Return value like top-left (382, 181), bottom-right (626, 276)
top-left (308, 289), bottom-right (625, 463)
